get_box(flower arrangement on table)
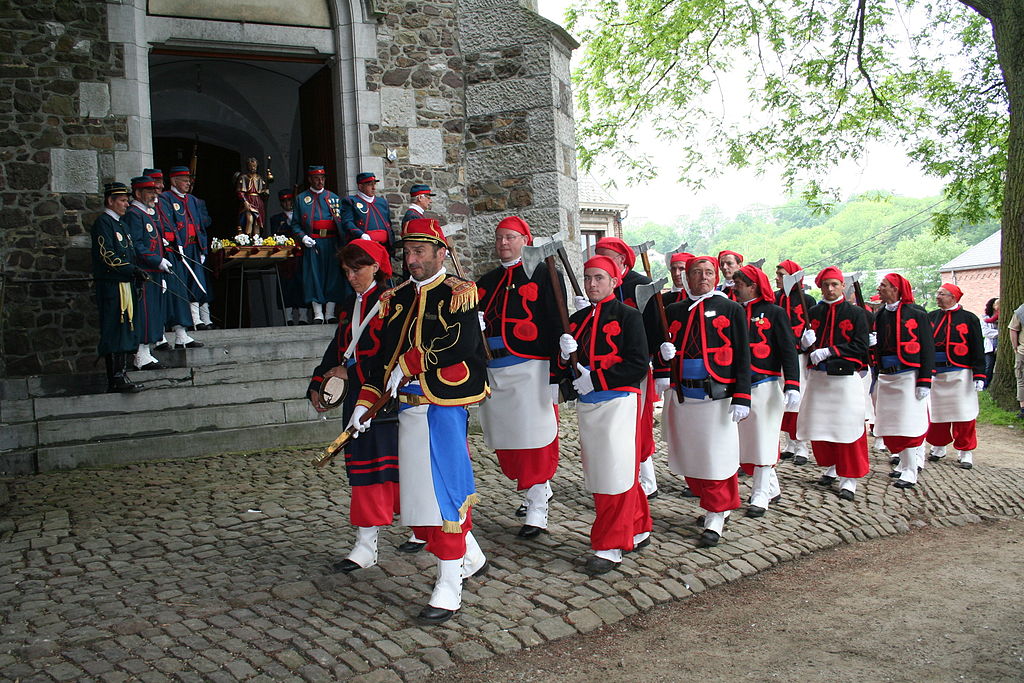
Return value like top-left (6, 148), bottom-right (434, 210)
top-left (211, 234), bottom-right (298, 258)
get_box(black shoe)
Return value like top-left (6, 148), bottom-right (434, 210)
top-left (746, 505), bottom-right (766, 518)
top-left (780, 450), bottom-right (794, 460)
top-left (838, 489), bottom-right (855, 501)
top-left (286, 320), bottom-right (295, 326)
top-left (313, 318), bottom-right (325, 325)
top-left (174, 340), bottom-right (204, 349)
top-left (890, 455), bottom-right (900, 467)
top-left (893, 479), bottom-right (915, 489)
top-left (517, 525), bottom-right (545, 539)
top-left (584, 556), bottom-right (618, 576)
top-left (297, 320), bottom-right (310, 326)
top-left (816, 475), bottom-right (836, 486)
top-left (959, 461), bottom-right (973, 470)
top-left (770, 493), bottom-right (782, 504)
top-left (698, 529), bottom-right (721, 547)
top-left (331, 559), bottom-right (363, 573)
top-left (626, 536), bottom-right (651, 553)
top-left (327, 317), bottom-right (339, 324)
top-left (514, 503), bottom-right (528, 518)
top-left (417, 605), bottom-right (455, 625)
top-left (108, 379), bottom-right (143, 394)
top-left (465, 560), bottom-right (489, 580)
top-left (646, 490), bottom-right (659, 500)
top-left (397, 540), bottom-right (426, 554)
top-left (680, 486), bottom-right (697, 498)
top-left (133, 360), bottom-right (160, 371)
top-left (793, 455), bottom-right (808, 465)
top-left (153, 341), bottom-right (169, 350)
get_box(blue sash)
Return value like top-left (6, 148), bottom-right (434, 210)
top-left (487, 335), bottom-right (529, 368)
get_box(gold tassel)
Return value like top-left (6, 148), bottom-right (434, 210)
top-left (442, 492), bottom-right (480, 534)
top-left (448, 282), bottom-right (478, 314)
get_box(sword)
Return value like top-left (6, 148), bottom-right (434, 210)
top-left (177, 245), bottom-right (207, 295)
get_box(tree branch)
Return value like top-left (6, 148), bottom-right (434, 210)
top-left (855, 0), bottom-right (886, 108)
top-left (955, 0), bottom-right (1000, 21)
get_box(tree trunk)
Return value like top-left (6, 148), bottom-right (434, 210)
top-left (986, 2), bottom-right (1024, 411)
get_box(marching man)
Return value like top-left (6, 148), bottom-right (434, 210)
top-left (476, 216), bottom-right (566, 539)
top-left (796, 267), bottom-right (871, 500)
top-left (775, 259), bottom-right (816, 465)
top-left (657, 256), bottom-right (751, 546)
top-left (558, 255), bottom-right (652, 575)
top-left (873, 273), bottom-right (935, 489)
top-left (732, 265), bottom-right (800, 517)
top-left (926, 283), bottom-right (986, 469)
top-left (353, 218), bottom-right (489, 624)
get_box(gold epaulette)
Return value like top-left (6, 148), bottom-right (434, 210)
top-left (378, 280), bottom-right (411, 317)
top-left (446, 277), bottom-right (479, 313)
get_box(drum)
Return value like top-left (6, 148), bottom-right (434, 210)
top-left (319, 367), bottom-right (349, 410)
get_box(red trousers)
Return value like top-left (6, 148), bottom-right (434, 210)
top-left (926, 419), bottom-right (978, 451)
top-left (685, 474), bottom-right (741, 513)
top-left (811, 430), bottom-right (870, 478)
top-left (882, 433), bottom-right (927, 453)
top-left (781, 411), bottom-right (799, 440)
top-left (350, 481), bottom-right (400, 527)
top-left (412, 509), bottom-right (473, 561)
top-left (591, 482), bottom-right (651, 551)
top-left (496, 408), bottom-right (560, 490)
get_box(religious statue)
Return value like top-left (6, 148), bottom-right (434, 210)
top-left (235, 156), bottom-right (273, 236)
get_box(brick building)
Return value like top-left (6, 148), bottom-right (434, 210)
top-left (940, 230), bottom-right (1002, 316)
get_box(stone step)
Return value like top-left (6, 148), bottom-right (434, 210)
top-left (151, 333), bottom-right (331, 368)
top-left (190, 323), bottom-right (336, 345)
top-left (32, 417), bottom-right (346, 472)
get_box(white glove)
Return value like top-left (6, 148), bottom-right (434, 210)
top-left (800, 328), bottom-right (817, 350)
top-left (550, 384), bottom-right (560, 403)
top-left (654, 377), bottom-right (671, 395)
top-left (302, 235), bottom-right (316, 248)
top-left (158, 258), bottom-right (172, 273)
top-left (162, 238), bottom-right (171, 247)
top-left (915, 386), bottom-right (931, 401)
top-left (572, 363), bottom-right (594, 395)
top-left (809, 347), bottom-right (832, 364)
top-left (659, 342), bottom-right (677, 362)
top-left (974, 379), bottom-right (986, 392)
top-left (478, 311), bottom-right (486, 332)
top-left (200, 254), bottom-right (206, 264)
top-left (346, 405), bottom-right (371, 438)
top-left (360, 233), bottom-right (372, 241)
top-left (573, 295), bottom-right (591, 312)
top-left (161, 278), bottom-right (167, 294)
top-left (386, 365), bottom-right (405, 398)
top-left (730, 404), bottom-right (750, 422)
top-left (784, 389), bottom-right (801, 411)
top-left (868, 332), bottom-right (877, 347)
top-left (559, 333), bottom-right (578, 360)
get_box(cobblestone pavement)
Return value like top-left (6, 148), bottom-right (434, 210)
top-left (3, 414), bottom-right (1024, 682)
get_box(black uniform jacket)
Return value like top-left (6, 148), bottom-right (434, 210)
top-left (805, 299), bottom-right (870, 371)
top-left (873, 302), bottom-right (934, 388)
top-left (476, 260), bottom-right (567, 371)
top-left (642, 288), bottom-right (686, 353)
top-left (357, 274), bottom-right (488, 407)
top-left (774, 287), bottom-right (817, 346)
top-left (743, 299), bottom-right (801, 391)
top-left (928, 306), bottom-right (985, 379)
top-left (656, 294), bottom-right (752, 407)
top-left (559, 295), bottom-right (649, 392)
top-left (309, 285), bottom-right (385, 394)
top-left (616, 269), bottom-right (651, 309)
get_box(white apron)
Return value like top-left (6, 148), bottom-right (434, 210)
top-left (929, 369), bottom-right (979, 423)
top-left (479, 359), bottom-right (557, 449)
top-left (797, 370), bottom-right (865, 443)
top-left (873, 371), bottom-right (929, 437)
top-left (577, 393), bottom-right (638, 495)
top-left (861, 370), bottom-right (875, 423)
top-left (397, 405), bottom-right (444, 527)
top-left (663, 392), bottom-right (739, 480)
top-left (738, 379), bottom-right (784, 466)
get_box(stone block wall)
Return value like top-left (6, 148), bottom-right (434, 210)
top-left (1, 2), bottom-right (128, 377)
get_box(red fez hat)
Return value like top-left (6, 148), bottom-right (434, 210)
top-left (738, 264), bottom-right (773, 303)
top-left (496, 215), bottom-right (533, 245)
top-left (883, 272), bottom-right (915, 304)
top-left (594, 237), bottom-right (635, 272)
top-left (401, 218), bottom-right (447, 247)
top-left (815, 266), bottom-right (844, 289)
top-left (939, 282), bottom-right (963, 301)
top-left (584, 255), bottom-right (620, 280)
top-left (346, 239), bottom-right (393, 277)
top-left (778, 259), bottom-right (801, 275)
top-left (670, 252), bottom-right (694, 266)
top-left (718, 249), bottom-right (744, 264)
top-left (687, 256), bottom-right (721, 287)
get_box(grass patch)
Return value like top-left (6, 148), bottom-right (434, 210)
top-left (978, 391), bottom-right (1022, 426)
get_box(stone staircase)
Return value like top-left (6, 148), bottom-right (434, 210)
top-left (0, 326), bottom-right (346, 475)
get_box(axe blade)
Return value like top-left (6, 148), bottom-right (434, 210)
top-left (664, 241), bottom-right (690, 270)
top-left (631, 240), bottom-right (656, 255)
top-left (442, 224), bottom-right (464, 238)
top-left (520, 240), bottom-right (563, 279)
top-left (783, 269), bottom-right (805, 296)
top-left (634, 277), bottom-right (668, 313)
top-left (749, 257), bottom-right (766, 270)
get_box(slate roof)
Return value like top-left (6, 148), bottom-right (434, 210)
top-left (940, 230), bottom-right (1002, 270)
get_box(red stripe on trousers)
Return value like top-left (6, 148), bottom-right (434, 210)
top-left (684, 474), bottom-right (741, 513)
top-left (591, 481), bottom-right (652, 551)
top-left (926, 419), bottom-right (977, 451)
top-left (412, 509), bottom-right (473, 561)
top-left (811, 430), bottom-right (870, 478)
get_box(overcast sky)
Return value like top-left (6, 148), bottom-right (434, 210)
top-left (536, 0), bottom-right (946, 224)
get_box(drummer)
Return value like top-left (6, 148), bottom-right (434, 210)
top-left (308, 240), bottom-right (413, 571)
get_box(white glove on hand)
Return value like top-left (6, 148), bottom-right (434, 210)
top-left (800, 328), bottom-right (817, 350)
top-left (302, 235), bottom-right (316, 248)
top-left (868, 332), bottom-right (877, 347)
top-left (162, 238), bottom-right (171, 247)
top-left (915, 386), bottom-right (931, 401)
top-left (572, 363), bottom-right (594, 395)
top-left (346, 405), bottom-right (371, 438)
top-left (730, 404), bottom-right (750, 422)
top-left (784, 389), bottom-right (801, 411)
top-left (386, 365), bottom-right (405, 398)
top-left (659, 342), bottom-right (677, 362)
top-left (654, 377), bottom-right (671, 395)
top-left (550, 384), bottom-right (560, 403)
top-left (161, 279), bottom-right (167, 294)
top-left (200, 254), bottom-right (206, 264)
top-left (809, 347), bottom-right (832, 364)
top-left (360, 233), bottom-right (372, 241)
top-left (573, 295), bottom-right (591, 312)
top-left (159, 258), bottom-right (172, 273)
top-left (559, 333), bottom-right (578, 361)
top-left (974, 379), bottom-right (986, 392)
top-left (478, 311), bottom-right (486, 332)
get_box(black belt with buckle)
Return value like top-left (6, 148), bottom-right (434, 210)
top-left (489, 346), bottom-right (512, 360)
top-left (679, 378), bottom-right (705, 389)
